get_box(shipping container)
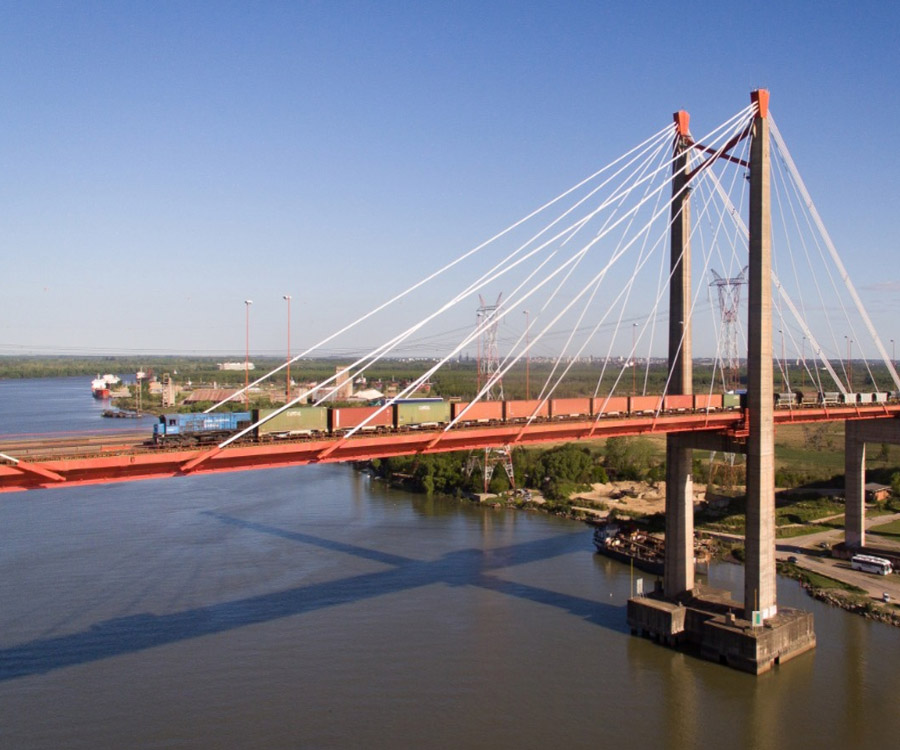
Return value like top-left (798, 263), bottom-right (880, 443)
top-left (394, 400), bottom-right (451, 428)
top-left (693, 393), bottom-right (723, 411)
top-left (330, 405), bottom-right (393, 432)
top-left (629, 395), bottom-right (663, 414)
top-left (549, 398), bottom-right (592, 419)
top-left (451, 401), bottom-right (504, 423)
top-left (255, 407), bottom-right (328, 436)
top-left (504, 399), bottom-right (550, 421)
top-left (593, 396), bottom-right (629, 416)
top-left (663, 394), bottom-right (693, 412)
top-left (722, 392), bottom-right (742, 410)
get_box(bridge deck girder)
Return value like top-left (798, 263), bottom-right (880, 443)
top-left (1, 406), bottom-right (898, 494)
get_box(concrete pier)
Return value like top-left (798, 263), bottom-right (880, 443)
top-left (628, 585), bottom-right (816, 675)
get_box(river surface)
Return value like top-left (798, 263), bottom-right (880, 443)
top-left (0, 378), bottom-right (899, 748)
top-left (0, 376), bottom-right (156, 436)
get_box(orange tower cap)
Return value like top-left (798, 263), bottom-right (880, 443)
top-left (673, 110), bottom-right (690, 136)
top-left (751, 89), bottom-right (769, 118)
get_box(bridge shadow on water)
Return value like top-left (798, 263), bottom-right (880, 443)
top-left (0, 512), bottom-right (624, 682)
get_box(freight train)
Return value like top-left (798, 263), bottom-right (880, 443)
top-left (151, 390), bottom-right (898, 447)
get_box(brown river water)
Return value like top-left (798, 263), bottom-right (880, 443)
top-left (0, 378), bottom-right (899, 748)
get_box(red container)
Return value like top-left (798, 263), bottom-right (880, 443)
top-left (693, 393), bottom-right (723, 411)
top-left (549, 398), bottom-right (592, 419)
top-left (663, 394), bottom-right (693, 412)
top-left (330, 405), bottom-right (393, 432)
top-left (451, 401), bottom-right (504, 423)
top-left (504, 399), bottom-right (550, 421)
top-left (592, 396), bottom-right (629, 416)
top-left (629, 395), bottom-right (663, 414)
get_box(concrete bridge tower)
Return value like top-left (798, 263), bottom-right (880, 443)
top-left (745, 89), bottom-right (777, 621)
top-left (664, 110), bottom-right (695, 600)
top-left (631, 91), bottom-right (816, 673)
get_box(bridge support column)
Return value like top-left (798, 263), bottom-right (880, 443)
top-left (844, 425), bottom-right (866, 548)
top-left (843, 419), bottom-right (900, 548)
top-left (665, 438), bottom-right (694, 597)
top-left (664, 111), bottom-right (695, 599)
top-left (745, 90), bottom-right (777, 622)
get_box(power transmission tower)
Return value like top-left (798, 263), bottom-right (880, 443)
top-left (476, 293), bottom-right (504, 401)
top-left (708, 268), bottom-right (748, 492)
top-left (710, 267), bottom-right (748, 390)
top-left (467, 293), bottom-right (514, 493)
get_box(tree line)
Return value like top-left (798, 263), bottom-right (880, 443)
top-left (369, 436), bottom-right (664, 506)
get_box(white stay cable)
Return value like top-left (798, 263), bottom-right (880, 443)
top-left (203, 122), bottom-right (678, 415)
top-left (215, 128), bottom-right (682, 441)
top-left (528, 132), bottom-right (673, 403)
top-left (770, 115), bottom-right (900, 391)
top-left (484, 130), bottom-right (730, 413)
top-left (701, 164), bottom-right (848, 394)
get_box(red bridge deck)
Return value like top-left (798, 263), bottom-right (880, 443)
top-left (1, 405), bottom-right (898, 493)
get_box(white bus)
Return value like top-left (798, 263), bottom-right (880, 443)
top-left (850, 554), bottom-right (893, 575)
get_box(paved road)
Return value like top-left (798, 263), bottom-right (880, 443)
top-left (701, 513), bottom-right (900, 602)
top-left (775, 513), bottom-right (900, 601)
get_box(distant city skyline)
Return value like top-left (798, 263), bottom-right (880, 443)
top-left (2, 2), bottom-right (898, 363)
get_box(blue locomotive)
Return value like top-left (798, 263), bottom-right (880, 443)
top-left (153, 412), bottom-right (252, 445)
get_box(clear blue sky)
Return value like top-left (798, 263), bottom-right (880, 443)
top-left (1, 1), bottom-right (898, 359)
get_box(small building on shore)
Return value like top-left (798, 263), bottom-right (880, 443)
top-left (864, 483), bottom-right (892, 503)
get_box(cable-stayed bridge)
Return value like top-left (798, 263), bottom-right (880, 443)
top-left (3, 90), bottom-right (899, 671)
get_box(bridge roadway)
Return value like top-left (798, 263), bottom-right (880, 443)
top-left (1, 403), bottom-right (899, 493)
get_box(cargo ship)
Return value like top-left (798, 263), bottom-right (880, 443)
top-left (590, 521), bottom-right (665, 575)
top-left (91, 373), bottom-right (120, 399)
top-left (589, 520), bottom-right (713, 576)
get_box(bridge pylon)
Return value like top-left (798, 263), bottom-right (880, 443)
top-left (663, 110), bottom-right (695, 600)
top-left (628, 91), bottom-right (816, 674)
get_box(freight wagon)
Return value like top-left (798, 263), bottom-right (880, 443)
top-left (451, 401), bottom-right (505, 424)
top-left (330, 405), bottom-right (394, 433)
top-left (549, 398), bottom-right (592, 419)
top-left (504, 399), bottom-right (551, 422)
top-left (256, 407), bottom-right (329, 438)
top-left (394, 400), bottom-right (452, 429)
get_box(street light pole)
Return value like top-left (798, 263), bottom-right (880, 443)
top-left (245, 299), bottom-right (253, 400)
top-left (849, 338), bottom-right (853, 391)
top-left (284, 294), bottom-right (292, 403)
top-left (523, 309), bottom-right (530, 400)
top-left (844, 336), bottom-right (852, 391)
top-left (892, 338), bottom-right (895, 367)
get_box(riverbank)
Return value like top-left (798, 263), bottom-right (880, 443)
top-left (375, 467), bottom-right (900, 628)
top-left (776, 560), bottom-right (900, 627)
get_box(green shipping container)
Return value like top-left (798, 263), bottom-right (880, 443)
top-left (393, 401), bottom-right (451, 427)
top-left (722, 393), bottom-right (741, 410)
top-left (256, 407), bottom-right (329, 435)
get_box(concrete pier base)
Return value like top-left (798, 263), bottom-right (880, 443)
top-left (627, 584), bottom-right (815, 675)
